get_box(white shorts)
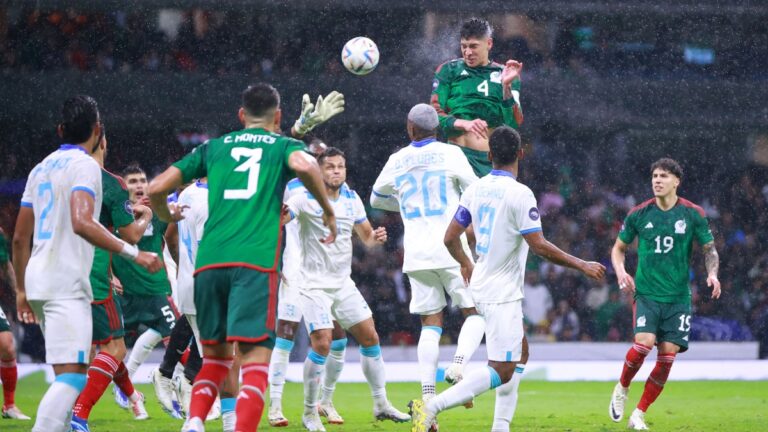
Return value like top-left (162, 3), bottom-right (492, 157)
top-left (477, 300), bottom-right (524, 362)
top-left (30, 298), bottom-right (92, 365)
top-left (186, 314), bottom-right (204, 355)
top-left (277, 278), bottom-right (303, 323)
top-left (406, 267), bottom-right (475, 315)
top-left (301, 279), bottom-right (372, 333)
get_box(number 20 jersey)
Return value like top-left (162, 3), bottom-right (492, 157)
top-left (173, 128), bottom-right (305, 273)
top-left (372, 138), bottom-right (478, 272)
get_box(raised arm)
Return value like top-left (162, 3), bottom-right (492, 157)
top-left (702, 241), bottom-right (721, 299)
top-left (353, 219), bottom-right (387, 249)
top-left (525, 230), bottom-right (605, 280)
top-left (149, 167), bottom-right (185, 223)
top-left (288, 151), bottom-right (336, 243)
top-left (116, 204), bottom-right (153, 245)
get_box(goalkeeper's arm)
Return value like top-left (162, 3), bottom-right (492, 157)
top-left (291, 91), bottom-right (345, 138)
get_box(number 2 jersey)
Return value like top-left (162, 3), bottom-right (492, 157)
top-left (21, 144), bottom-right (102, 301)
top-left (173, 127), bottom-right (305, 272)
top-left (618, 198), bottom-right (714, 304)
top-left (371, 138), bottom-right (478, 272)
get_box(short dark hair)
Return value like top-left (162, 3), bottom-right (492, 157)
top-left (122, 163), bottom-right (146, 178)
top-left (460, 17), bottom-right (492, 40)
top-left (317, 146), bottom-right (345, 165)
top-left (242, 83), bottom-right (280, 117)
top-left (59, 95), bottom-right (100, 143)
top-left (650, 157), bottom-right (683, 180)
top-left (489, 126), bottom-right (521, 166)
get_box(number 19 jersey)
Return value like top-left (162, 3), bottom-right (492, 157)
top-left (371, 138), bottom-right (478, 272)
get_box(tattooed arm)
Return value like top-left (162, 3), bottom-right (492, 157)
top-left (702, 242), bottom-right (721, 299)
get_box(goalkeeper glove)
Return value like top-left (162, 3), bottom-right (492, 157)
top-left (292, 91), bottom-right (345, 136)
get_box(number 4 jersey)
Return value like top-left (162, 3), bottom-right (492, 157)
top-left (371, 138), bottom-right (478, 272)
top-left (173, 127), bottom-right (305, 272)
top-left (618, 198), bottom-right (714, 304)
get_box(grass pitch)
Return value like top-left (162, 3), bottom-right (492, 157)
top-left (3, 372), bottom-right (767, 431)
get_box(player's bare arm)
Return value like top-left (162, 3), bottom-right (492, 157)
top-left (444, 218), bottom-right (475, 285)
top-left (501, 60), bottom-right (525, 127)
top-left (148, 167), bottom-right (185, 223)
top-left (525, 230), bottom-right (606, 280)
top-left (612, 237), bottom-right (636, 293)
top-left (116, 203), bottom-right (153, 244)
top-left (11, 206), bottom-right (35, 324)
top-left (702, 241), bottom-right (721, 299)
top-left (165, 222), bottom-right (179, 266)
top-left (288, 150), bottom-right (337, 243)
top-left (353, 220), bottom-right (387, 248)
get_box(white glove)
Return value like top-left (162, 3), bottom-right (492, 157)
top-left (293, 91), bottom-right (345, 135)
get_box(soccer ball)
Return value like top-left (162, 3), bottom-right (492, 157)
top-left (341, 37), bottom-right (379, 75)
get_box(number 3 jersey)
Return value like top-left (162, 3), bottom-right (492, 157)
top-left (173, 128), bottom-right (305, 272)
top-left (371, 138), bottom-right (478, 272)
top-left (21, 144), bottom-right (102, 301)
top-left (618, 198), bottom-right (714, 304)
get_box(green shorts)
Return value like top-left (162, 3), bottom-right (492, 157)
top-left (634, 295), bottom-right (691, 352)
top-left (450, 144), bottom-right (491, 177)
top-left (92, 296), bottom-right (125, 344)
top-left (0, 306), bottom-right (10, 332)
top-left (120, 294), bottom-right (176, 338)
top-left (194, 267), bottom-right (278, 348)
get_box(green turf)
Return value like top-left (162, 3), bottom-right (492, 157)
top-left (3, 372), bottom-right (767, 431)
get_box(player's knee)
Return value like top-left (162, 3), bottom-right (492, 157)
top-left (277, 321), bottom-right (298, 340)
top-left (358, 331), bottom-right (380, 348)
top-left (311, 335), bottom-right (332, 356)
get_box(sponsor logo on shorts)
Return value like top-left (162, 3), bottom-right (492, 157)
top-left (637, 315), bottom-right (646, 327)
top-left (529, 207), bottom-right (540, 221)
top-left (675, 219), bottom-right (687, 234)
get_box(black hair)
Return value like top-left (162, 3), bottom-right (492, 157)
top-left (489, 126), bottom-right (521, 166)
top-left (460, 17), bottom-right (493, 40)
top-left (650, 157), bottom-right (683, 180)
top-left (122, 163), bottom-right (146, 178)
top-left (242, 83), bottom-right (280, 117)
top-left (317, 146), bottom-right (345, 165)
top-left (59, 95), bottom-right (100, 143)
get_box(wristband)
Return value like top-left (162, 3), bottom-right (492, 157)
top-left (119, 242), bottom-right (139, 260)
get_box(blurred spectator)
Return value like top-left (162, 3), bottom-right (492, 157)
top-left (550, 300), bottom-right (581, 341)
top-left (523, 271), bottom-right (553, 328)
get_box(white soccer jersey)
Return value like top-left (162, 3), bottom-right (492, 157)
top-left (281, 178), bottom-right (307, 286)
top-left (20, 144), bottom-right (102, 301)
top-left (371, 138), bottom-right (478, 272)
top-left (286, 185), bottom-right (367, 289)
top-left (176, 181), bottom-right (208, 315)
top-left (458, 170), bottom-right (542, 303)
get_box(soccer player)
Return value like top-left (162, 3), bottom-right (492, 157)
top-left (0, 228), bottom-right (29, 420)
top-left (12, 95), bottom-right (161, 432)
top-left (410, 126), bottom-right (606, 432)
top-left (285, 147), bottom-right (410, 431)
top-left (71, 128), bottom-right (155, 431)
top-left (609, 158), bottom-right (721, 430)
top-left (149, 83), bottom-right (338, 432)
top-left (431, 17), bottom-right (524, 177)
top-left (370, 104), bottom-right (485, 422)
top-left (111, 163), bottom-right (178, 410)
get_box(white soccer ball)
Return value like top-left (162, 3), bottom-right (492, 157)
top-left (341, 37), bottom-right (379, 76)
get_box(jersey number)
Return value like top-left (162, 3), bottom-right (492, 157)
top-left (223, 147), bottom-right (263, 200)
top-left (37, 182), bottom-right (54, 240)
top-left (654, 236), bottom-right (674, 254)
top-left (395, 170), bottom-right (447, 219)
top-left (678, 314), bottom-right (691, 332)
top-left (475, 204), bottom-right (497, 254)
top-left (477, 80), bottom-right (489, 97)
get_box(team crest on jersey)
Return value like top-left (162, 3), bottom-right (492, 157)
top-left (675, 219), bottom-right (687, 234)
top-left (528, 207), bottom-right (540, 221)
top-left (490, 71), bottom-right (502, 84)
top-left (123, 200), bottom-right (133, 215)
top-left (637, 315), bottom-right (646, 327)
top-left (432, 79), bottom-right (439, 90)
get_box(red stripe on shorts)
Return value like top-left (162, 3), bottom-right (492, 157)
top-left (266, 272), bottom-right (278, 331)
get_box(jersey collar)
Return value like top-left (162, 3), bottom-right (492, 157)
top-left (490, 169), bottom-right (516, 180)
top-left (59, 144), bottom-right (89, 155)
top-left (410, 137), bottom-right (437, 148)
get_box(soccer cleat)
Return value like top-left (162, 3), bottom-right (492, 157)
top-left (627, 408), bottom-right (649, 430)
top-left (302, 410), bottom-right (326, 431)
top-left (152, 368), bottom-right (183, 418)
top-left (113, 386), bottom-right (130, 410)
top-left (206, 397), bottom-right (221, 421)
top-left (444, 363), bottom-right (464, 385)
top-left (318, 400), bottom-right (345, 424)
top-left (374, 401), bottom-right (411, 423)
top-left (1, 405), bottom-right (31, 420)
top-left (175, 374), bottom-right (193, 417)
top-left (268, 405), bottom-right (289, 427)
top-left (181, 416), bottom-right (205, 432)
top-left (131, 391), bottom-right (149, 420)
top-left (222, 410), bottom-right (236, 432)
top-left (610, 382), bottom-right (629, 422)
top-left (408, 399), bottom-right (435, 432)
top-left (70, 415), bottom-right (90, 431)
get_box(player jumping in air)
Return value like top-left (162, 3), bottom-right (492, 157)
top-left (431, 17), bottom-right (524, 177)
top-left (149, 83), bottom-right (339, 432)
top-left (410, 126), bottom-right (605, 432)
top-left (285, 147), bottom-right (411, 431)
top-left (609, 158), bottom-right (721, 430)
top-left (13, 95), bottom-right (161, 432)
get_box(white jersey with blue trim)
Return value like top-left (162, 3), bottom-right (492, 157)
top-left (458, 170), bottom-right (542, 303)
top-left (20, 144), bottom-right (102, 301)
top-left (286, 185), bottom-right (367, 289)
top-left (176, 181), bottom-right (208, 314)
top-left (371, 138), bottom-right (478, 272)
top-left (281, 178), bottom-right (307, 286)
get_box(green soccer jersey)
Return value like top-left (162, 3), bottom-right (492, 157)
top-left (173, 127), bottom-right (305, 272)
top-left (90, 170), bottom-right (136, 301)
top-left (112, 213), bottom-right (170, 296)
top-left (618, 197), bottom-right (714, 304)
top-left (0, 229), bottom-right (8, 264)
top-left (431, 59), bottom-right (522, 139)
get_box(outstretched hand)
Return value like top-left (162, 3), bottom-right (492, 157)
top-left (501, 60), bottom-right (523, 86)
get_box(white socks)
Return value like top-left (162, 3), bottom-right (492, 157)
top-left (492, 364), bottom-right (525, 432)
top-left (321, 338), bottom-right (347, 404)
top-left (126, 328), bottom-right (163, 379)
top-left (303, 349), bottom-right (327, 413)
top-left (268, 337), bottom-right (294, 409)
top-left (33, 373), bottom-right (86, 432)
top-left (359, 345), bottom-right (387, 408)
top-left (452, 314), bottom-right (485, 367)
top-left (417, 326), bottom-right (442, 398)
top-left (427, 366), bottom-right (501, 414)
